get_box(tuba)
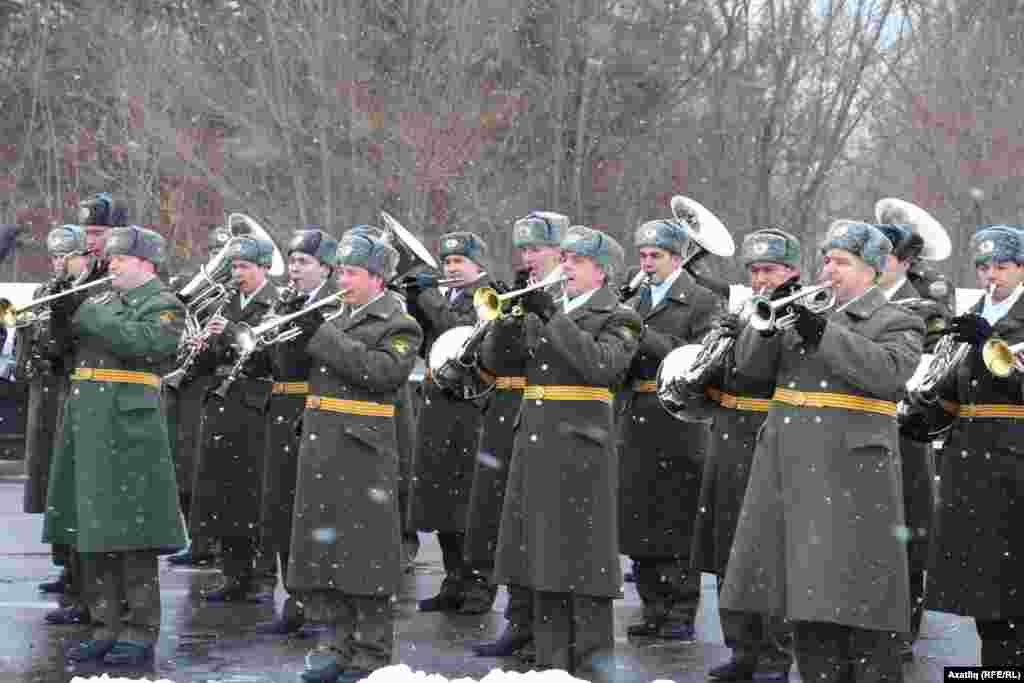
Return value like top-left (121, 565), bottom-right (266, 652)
top-left (671, 195), bottom-right (736, 298)
top-left (379, 211), bottom-right (440, 283)
top-left (875, 198), bottom-right (952, 261)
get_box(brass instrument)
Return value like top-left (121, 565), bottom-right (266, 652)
top-left (379, 211), bottom-right (440, 281)
top-left (0, 275), bottom-right (114, 328)
top-left (472, 266), bottom-right (568, 322)
top-left (747, 283), bottom-right (836, 333)
top-left (875, 198), bottom-right (952, 261)
top-left (428, 267), bottom-right (565, 399)
top-left (619, 270), bottom-right (650, 302)
top-left (210, 290), bottom-right (349, 399)
top-left (162, 279), bottom-right (240, 390)
top-left (982, 337), bottom-right (1024, 378)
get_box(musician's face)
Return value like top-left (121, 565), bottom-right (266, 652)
top-left (84, 226), bottom-right (110, 258)
top-left (563, 253), bottom-right (605, 298)
top-left (288, 252), bottom-right (328, 293)
top-left (57, 254), bottom-right (89, 278)
top-left (521, 246), bottom-right (562, 280)
top-left (443, 255), bottom-right (481, 288)
top-left (820, 248), bottom-right (875, 304)
top-left (230, 259), bottom-right (268, 295)
top-left (108, 254), bottom-right (154, 290)
top-left (336, 265), bottom-right (382, 306)
top-left (876, 254), bottom-right (911, 289)
top-left (976, 261), bottom-right (1024, 302)
top-left (747, 262), bottom-right (798, 294)
top-left (639, 247), bottom-right (683, 284)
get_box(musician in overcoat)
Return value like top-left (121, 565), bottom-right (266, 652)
top-left (692, 228), bottom-right (801, 681)
top-left (926, 225), bottom-right (1024, 666)
top-left (405, 232), bottom-right (490, 612)
top-left (43, 226), bottom-right (186, 667)
top-left (721, 221), bottom-right (923, 682)
top-left (254, 228), bottom-right (339, 635)
top-left (875, 222), bottom-right (950, 656)
top-left (483, 226), bottom-right (642, 673)
top-left (468, 212), bottom-right (567, 653)
top-left (188, 236), bottom-right (278, 601)
top-left (287, 232), bottom-right (422, 683)
top-left (619, 218), bottom-right (719, 640)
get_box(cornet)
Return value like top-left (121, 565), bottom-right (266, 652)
top-left (473, 266), bottom-right (568, 321)
top-left (748, 283), bottom-right (836, 333)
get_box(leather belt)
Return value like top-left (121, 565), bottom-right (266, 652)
top-left (305, 394), bottom-right (395, 418)
top-left (771, 387), bottom-right (897, 417)
top-left (940, 399), bottom-right (1024, 419)
top-left (632, 380), bottom-right (658, 393)
top-left (273, 381), bottom-right (310, 395)
top-left (71, 367), bottom-right (161, 389)
top-left (706, 387), bottom-right (771, 413)
top-left (523, 384), bottom-right (613, 404)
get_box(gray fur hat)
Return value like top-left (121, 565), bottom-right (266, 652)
top-left (971, 225), bottom-right (1024, 266)
top-left (439, 231), bottom-right (488, 269)
top-left (47, 225), bottom-right (88, 256)
top-left (634, 219), bottom-right (689, 256)
top-left (104, 226), bottom-right (167, 265)
top-left (562, 225), bottom-right (625, 280)
top-left (226, 235), bottom-right (276, 268)
top-left (336, 233), bottom-right (399, 278)
top-left (512, 212), bottom-right (569, 249)
top-left (741, 228), bottom-right (802, 269)
top-left (820, 220), bottom-right (892, 273)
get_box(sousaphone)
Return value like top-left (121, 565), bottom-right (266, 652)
top-left (380, 210), bottom-right (440, 280)
top-left (874, 198), bottom-right (951, 261)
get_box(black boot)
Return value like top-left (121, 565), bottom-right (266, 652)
top-left (418, 573), bottom-right (464, 612)
top-left (167, 543), bottom-right (215, 567)
top-left (472, 623), bottom-right (533, 657)
top-left (202, 576), bottom-right (252, 602)
top-left (458, 574), bottom-right (497, 615)
top-left (45, 605), bottom-right (92, 625)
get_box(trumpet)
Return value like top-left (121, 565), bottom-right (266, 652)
top-left (619, 270), bottom-right (650, 302)
top-left (982, 337), bottom-right (1024, 378)
top-left (0, 275), bottom-right (115, 328)
top-left (210, 290), bottom-right (349, 399)
top-left (748, 283), bottom-right (836, 333)
top-left (390, 271), bottom-right (488, 292)
top-left (473, 266), bottom-right (568, 321)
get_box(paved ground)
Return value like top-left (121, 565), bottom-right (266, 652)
top-left (0, 475), bottom-right (978, 682)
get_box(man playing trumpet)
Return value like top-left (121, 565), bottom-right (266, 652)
top-left (288, 232), bottom-right (422, 683)
top-left (691, 228), bottom-right (801, 681)
top-left (925, 225), bottom-right (1024, 666)
top-left (619, 217), bottom-right (720, 641)
top-left (405, 232), bottom-right (491, 613)
top-left (721, 222), bottom-right (923, 682)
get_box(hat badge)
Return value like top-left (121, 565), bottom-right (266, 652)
top-left (445, 238), bottom-right (459, 250)
top-left (338, 243), bottom-right (353, 259)
top-left (516, 223), bottom-right (532, 240)
top-left (77, 206), bottom-right (91, 223)
top-left (642, 226), bottom-right (658, 241)
top-left (978, 239), bottom-right (995, 254)
top-left (831, 223), bottom-right (849, 239)
top-left (752, 241), bottom-right (769, 256)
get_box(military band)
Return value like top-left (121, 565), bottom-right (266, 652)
top-left (14, 191), bottom-right (1024, 678)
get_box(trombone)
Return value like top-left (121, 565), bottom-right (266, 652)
top-left (0, 276), bottom-right (115, 328)
top-left (473, 266), bottom-right (568, 321)
top-left (747, 283), bottom-right (836, 333)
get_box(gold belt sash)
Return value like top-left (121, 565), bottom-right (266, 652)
top-left (940, 399), bottom-right (1024, 419)
top-left (706, 387), bottom-right (771, 413)
top-left (273, 381), bottom-right (310, 395)
top-left (305, 394), bottom-right (395, 418)
top-left (523, 384), bottom-right (613, 404)
top-left (494, 376), bottom-right (527, 390)
top-left (72, 367), bottom-right (161, 388)
top-left (632, 380), bottom-right (658, 393)
top-left (771, 387), bottom-right (897, 417)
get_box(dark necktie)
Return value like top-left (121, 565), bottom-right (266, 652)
top-left (638, 286), bottom-right (653, 314)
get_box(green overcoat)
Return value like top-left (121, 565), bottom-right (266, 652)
top-left (42, 278), bottom-right (187, 554)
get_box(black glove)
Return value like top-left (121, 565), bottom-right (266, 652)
top-left (791, 304), bottom-right (827, 347)
top-left (770, 276), bottom-right (802, 301)
top-left (519, 288), bottom-right (558, 323)
top-left (950, 313), bottom-right (993, 346)
top-left (293, 308), bottom-right (325, 340)
top-left (48, 290), bottom-right (80, 323)
top-left (717, 312), bottom-right (743, 339)
top-left (513, 269), bottom-right (531, 290)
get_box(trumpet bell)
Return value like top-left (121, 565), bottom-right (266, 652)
top-left (656, 344), bottom-right (714, 423)
top-left (874, 198), bottom-right (951, 261)
top-left (380, 211), bottom-right (439, 278)
top-left (982, 338), bottom-right (1021, 378)
top-left (671, 195), bottom-right (735, 258)
top-left (473, 288), bottom-right (502, 322)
